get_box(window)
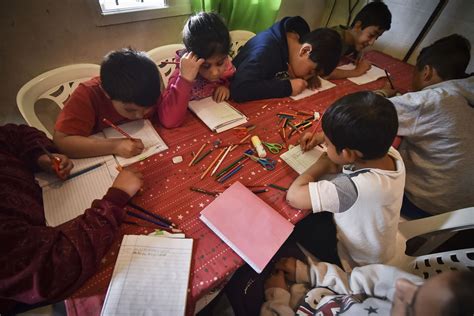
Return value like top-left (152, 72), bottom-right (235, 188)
top-left (88, 0), bottom-right (191, 26)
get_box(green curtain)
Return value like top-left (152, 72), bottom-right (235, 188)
top-left (191, 0), bottom-right (282, 33)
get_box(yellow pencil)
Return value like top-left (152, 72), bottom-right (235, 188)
top-left (188, 143), bottom-right (207, 167)
top-left (201, 148), bottom-right (226, 179)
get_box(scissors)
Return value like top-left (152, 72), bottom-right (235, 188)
top-left (262, 142), bottom-right (283, 154)
top-left (244, 153), bottom-right (276, 170)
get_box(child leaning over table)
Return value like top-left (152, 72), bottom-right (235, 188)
top-left (54, 48), bottom-right (190, 159)
top-left (287, 91), bottom-right (405, 271)
top-left (165, 11), bottom-right (235, 105)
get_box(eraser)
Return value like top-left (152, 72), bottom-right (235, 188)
top-left (172, 156), bottom-right (183, 164)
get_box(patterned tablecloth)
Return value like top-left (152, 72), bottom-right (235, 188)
top-left (65, 51), bottom-right (414, 315)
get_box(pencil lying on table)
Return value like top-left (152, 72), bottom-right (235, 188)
top-left (102, 118), bottom-right (134, 139)
top-left (126, 211), bottom-right (181, 232)
top-left (128, 202), bottom-right (175, 227)
top-left (67, 162), bottom-right (104, 180)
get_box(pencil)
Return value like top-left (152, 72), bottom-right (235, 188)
top-left (102, 118), bottom-right (133, 139)
top-left (384, 69), bottom-right (394, 89)
top-left (211, 146), bottom-right (232, 176)
top-left (267, 183), bottom-right (288, 192)
top-left (192, 149), bottom-right (213, 165)
top-left (189, 143), bottom-right (207, 166)
top-left (217, 164), bottom-right (244, 183)
top-left (67, 162), bottom-right (104, 180)
top-left (159, 61), bottom-right (180, 65)
top-left (230, 134), bottom-right (252, 151)
top-left (190, 187), bottom-right (219, 197)
top-left (37, 142), bottom-right (62, 176)
top-left (128, 202), bottom-right (174, 227)
top-left (201, 148), bottom-right (226, 179)
top-left (126, 211), bottom-right (181, 232)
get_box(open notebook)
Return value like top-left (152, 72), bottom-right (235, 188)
top-left (280, 144), bottom-right (326, 174)
top-left (337, 63), bottom-right (387, 85)
top-left (189, 97), bottom-right (248, 133)
top-left (290, 78), bottom-right (337, 100)
top-left (200, 182), bottom-right (294, 273)
top-left (101, 235), bottom-right (193, 316)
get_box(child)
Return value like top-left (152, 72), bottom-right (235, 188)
top-left (261, 257), bottom-right (474, 315)
top-left (0, 124), bottom-right (142, 314)
top-left (375, 34), bottom-right (474, 217)
top-left (54, 48), bottom-right (190, 158)
top-left (230, 16), bottom-right (342, 102)
top-left (287, 91), bottom-right (405, 271)
top-left (327, 1), bottom-right (392, 79)
top-left (165, 12), bottom-right (234, 105)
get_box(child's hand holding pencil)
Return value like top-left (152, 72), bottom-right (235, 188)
top-left (37, 153), bottom-right (73, 180)
top-left (113, 138), bottom-right (145, 158)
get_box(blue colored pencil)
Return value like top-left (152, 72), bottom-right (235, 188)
top-left (126, 211), bottom-right (178, 232)
top-left (128, 202), bottom-right (175, 227)
top-left (67, 162), bottom-right (104, 180)
top-left (217, 164), bottom-right (244, 183)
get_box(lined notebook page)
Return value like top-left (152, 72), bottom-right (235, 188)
top-left (280, 145), bottom-right (326, 174)
top-left (337, 63), bottom-right (387, 85)
top-left (102, 119), bottom-right (168, 166)
top-left (101, 235), bottom-right (193, 316)
top-left (42, 160), bottom-right (116, 226)
top-left (290, 78), bottom-right (337, 100)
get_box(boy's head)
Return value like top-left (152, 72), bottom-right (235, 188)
top-left (412, 34), bottom-right (471, 91)
top-left (349, 1), bottom-right (392, 52)
top-left (183, 12), bottom-right (231, 82)
top-left (322, 91), bottom-right (398, 162)
top-left (101, 48), bottom-right (161, 119)
top-left (391, 270), bottom-right (474, 316)
top-left (289, 28), bottom-right (342, 80)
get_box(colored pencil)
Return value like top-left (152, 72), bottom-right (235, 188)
top-left (102, 118), bottom-right (133, 139)
top-left (159, 61), bottom-right (180, 65)
top-left (67, 162), bottom-right (104, 180)
top-left (192, 149), bottom-right (213, 165)
top-left (217, 164), bottom-right (244, 183)
top-left (190, 187), bottom-right (219, 197)
top-left (211, 146), bottom-right (232, 176)
top-left (128, 202), bottom-right (175, 227)
top-left (267, 183), bottom-right (288, 192)
top-left (230, 134), bottom-right (252, 151)
top-left (384, 69), bottom-right (394, 89)
top-left (189, 143), bottom-right (207, 166)
top-left (201, 148), bottom-right (226, 179)
top-left (126, 211), bottom-right (180, 232)
top-left (37, 141), bottom-right (62, 176)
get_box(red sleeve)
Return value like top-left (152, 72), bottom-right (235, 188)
top-left (55, 83), bottom-right (96, 136)
top-left (0, 187), bottom-right (130, 308)
top-left (157, 67), bottom-right (194, 128)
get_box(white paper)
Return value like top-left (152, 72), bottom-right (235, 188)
top-left (280, 144), bottom-right (326, 174)
top-left (101, 235), bottom-right (193, 316)
top-left (337, 63), bottom-right (387, 85)
top-left (290, 78), bottom-right (337, 100)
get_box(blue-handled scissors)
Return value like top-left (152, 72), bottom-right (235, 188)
top-left (262, 142), bottom-right (284, 154)
top-left (244, 153), bottom-right (276, 170)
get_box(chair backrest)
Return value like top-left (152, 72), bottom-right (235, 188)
top-left (146, 44), bottom-right (185, 88)
top-left (396, 207), bottom-right (474, 279)
top-left (16, 64), bottom-right (100, 138)
top-left (229, 30), bottom-right (256, 59)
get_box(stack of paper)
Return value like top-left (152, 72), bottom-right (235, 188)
top-left (337, 63), bottom-right (387, 85)
top-left (200, 182), bottom-right (294, 273)
top-left (101, 235), bottom-right (193, 316)
top-left (280, 144), bottom-right (326, 174)
top-left (189, 97), bottom-right (248, 133)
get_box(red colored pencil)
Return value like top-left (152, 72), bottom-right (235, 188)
top-left (102, 118), bottom-right (134, 139)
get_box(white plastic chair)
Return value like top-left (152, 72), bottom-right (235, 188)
top-left (16, 64), bottom-right (100, 138)
top-left (146, 44), bottom-right (185, 88)
top-left (229, 30), bottom-right (256, 59)
top-left (397, 207), bottom-right (474, 279)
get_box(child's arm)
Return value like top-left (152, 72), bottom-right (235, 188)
top-left (53, 131), bottom-right (144, 158)
top-left (326, 59), bottom-right (371, 80)
top-left (286, 153), bottom-right (341, 210)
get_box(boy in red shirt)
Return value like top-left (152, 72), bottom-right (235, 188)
top-left (54, 48), bottom-right (191, 158)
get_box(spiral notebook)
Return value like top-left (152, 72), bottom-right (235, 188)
top-left (200, 182), bottom-right (294, 273)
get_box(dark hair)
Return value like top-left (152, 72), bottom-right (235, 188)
top-left (300, 28), bottom-right (342, 76)
top-left (322, 91), bottom-right (398, 160)
top-left (442, 271), bottom-right (474, 315)
top-left (351, 1), bottom-right (392, 31)
top-left (183, 12), bottom-right (231, 59)
top-left (100, 48), bottom-right (161, 107)
top-left (416, 34), bottom-right (471, 80)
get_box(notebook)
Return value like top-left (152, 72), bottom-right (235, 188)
top-left (337, 63), bottom-right (387, 85)
top-left (101, 235), bottom-right (193, 316)
top-left (200, 181), bottom-right (294, 273)
top-left (280, 144), bottom-right (326, 174)
top-left (189, 97), bottom-right (248, 133)
top-left (290, 78), bottom-right (337, 100)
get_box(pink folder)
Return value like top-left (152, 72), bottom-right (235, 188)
top-left (200, 182), bottom-right (294, 273)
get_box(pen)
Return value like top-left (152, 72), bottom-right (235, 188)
top-left (384, 69), bottom-right (394, 89)
top-left (67, 162), bottom-right (104, 180)
top-left (159, 61), bottom-right (180, 66)
top-left (128, 202), bottom-right (175, 227)
top-left (37, 142), bottom-right (62, 177)
top-left (102, 118), bottom-right (134, 139)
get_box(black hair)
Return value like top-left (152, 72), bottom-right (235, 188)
top-left (350, 1), bottom-right (392, 31)
top-left (300, 28), bottom-right (342, 76)
top-left (100, 48), bottom-right (161, 107)
top-left (416, 34), bottom-right (471, 80)
top-left (322, 91), bottom-right (398, 160)
top-left (442, 271), bottom-right (474, 316)
top-left (183, 12), bottom-right (231, 59)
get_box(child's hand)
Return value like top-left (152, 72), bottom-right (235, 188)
top-left (37, 153), bottom-right (74, 179)
top-left (354, 59), bottom-right (371, 76)
top-left (380, 81), bottom-right (398, 98)
top-left (275, 257), bottom-right (298, 282)
top-left (114, 139), bottom-right (145, 158)
top-left (307, 76), bottom-right (321, 90)
top-left (300, 132), bottom-right (323, 152)
top-left (112, 168), bottom-right (143, 197)
top-left (180, 51), bottom-right (205, 82)
top-left (212, 86), bottom-right (230, 103)
top-left (264, 270), bottom-right (288, 290)
top-left (290, 78), bottom-right (308, 96)
top-left (317, 152), bottom-right (342, 174)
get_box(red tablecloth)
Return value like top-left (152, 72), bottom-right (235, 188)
top-left (65, 51), bottom-right (414, 315)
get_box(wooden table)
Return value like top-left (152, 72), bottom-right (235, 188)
top-left (65, 50), bottom-right (414, 316)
